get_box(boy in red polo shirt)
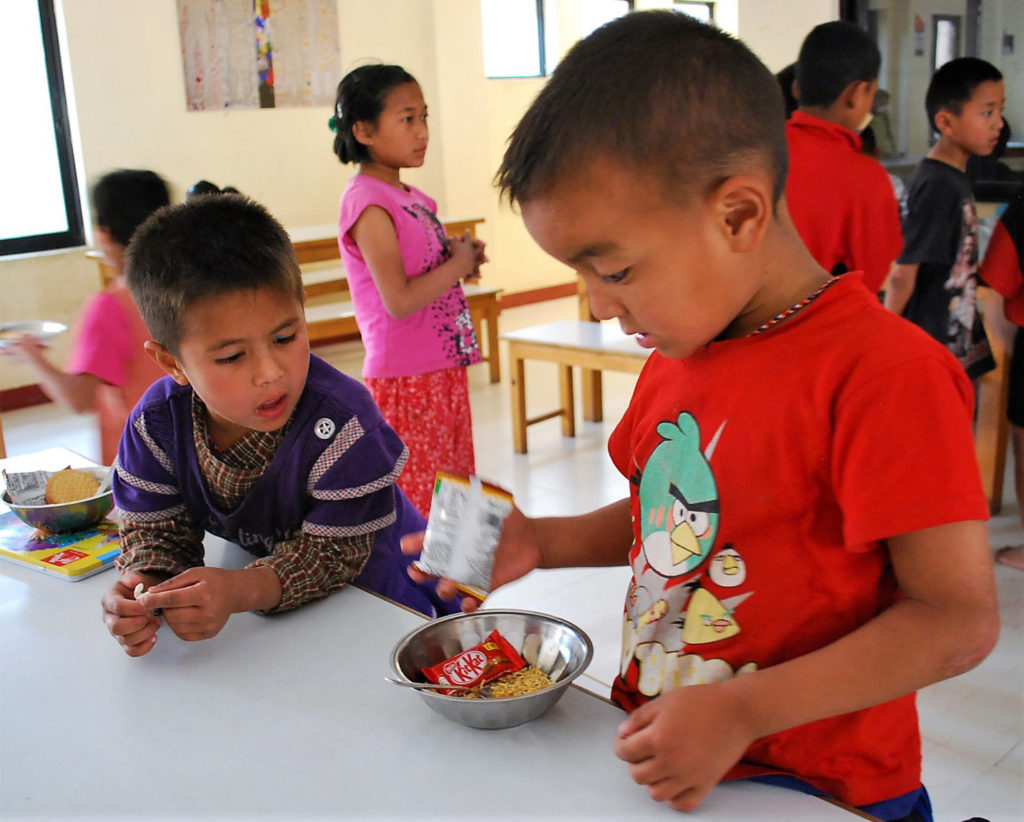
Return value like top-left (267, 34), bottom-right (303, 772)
top-left (406, 12), bottom-right (999, 820)
top-left (785, 21), bottom-right (902, 294)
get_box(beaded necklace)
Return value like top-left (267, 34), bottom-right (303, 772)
top-left (748, 276), bottom-right (840, 337)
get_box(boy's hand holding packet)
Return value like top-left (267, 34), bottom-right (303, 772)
top-left (412, 472), bottom-right (515, 601)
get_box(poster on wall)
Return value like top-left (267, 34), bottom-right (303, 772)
top-left (177, 0), bottom-right (340, 110)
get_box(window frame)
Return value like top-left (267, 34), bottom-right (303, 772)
top-left (1, 0), bottom-right (85, 258)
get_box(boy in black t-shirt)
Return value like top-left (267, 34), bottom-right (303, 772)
top-left (885, 57), bottom-right (1004, 380)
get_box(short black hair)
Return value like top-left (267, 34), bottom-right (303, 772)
top-left (332, 64), bottom-right (417, 164)
top-left (125, 195), bottom-right (304, 356)
top-left (926, 57), bottom-right (1003, 131)
top-left (777, 63), bottom-right (799, 118)
top-left (186, 179), bottom-right (221, 201)
top-left (795, 22), bottom-right (880, 108)
top-left (496, 11), bottom-right (788, 207)
top-left (91, 169), bottom-right (170, 248)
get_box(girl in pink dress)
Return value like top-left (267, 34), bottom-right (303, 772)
top-left (332, 65), bottom-right (485, 515)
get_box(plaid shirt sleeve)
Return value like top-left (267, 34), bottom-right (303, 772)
top-left (116, 509), bottom-right (206, 578)
top-left (114, 409), bottom-right (206, 577)
top-left (248, 530), bottom-right (375, 613)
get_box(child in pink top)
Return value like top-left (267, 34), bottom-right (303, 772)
top-left (4, 170), bottom-right (169, 464)
top-left (332, 64), bottom-right (485, 515)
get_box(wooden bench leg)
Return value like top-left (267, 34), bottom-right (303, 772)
top-left (558, 365), bottom-right (575, 438)
top-left (582, 368), bottom-right (603, 422)
top-left (484, 304), bottom-right (500, 384)
top-left (510, 354), bottom-right (528, 454)
top-left (469, 301), bottom-right (501, 384)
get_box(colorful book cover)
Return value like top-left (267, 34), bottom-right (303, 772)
top-left (0, 511), bottom-right (120, 581)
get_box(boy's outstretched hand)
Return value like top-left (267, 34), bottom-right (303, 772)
top-left (401, 507), bottom-right (541, 611)
top-left (101, 570), bottom-right (165, 657)
top-left (614, 683), bottom-right (757, 812)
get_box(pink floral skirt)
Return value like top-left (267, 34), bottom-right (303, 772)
top-left (365, 365), bottom-right (475, 517)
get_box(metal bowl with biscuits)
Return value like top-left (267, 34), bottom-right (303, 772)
top-left (2, 467), bottom-right (115, 534)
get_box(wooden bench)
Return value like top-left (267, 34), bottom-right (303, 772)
top-left (288, 217), bottom-right (485, 265)
top-left (501, 320), bottom-right (650, 453)
top-left (88, 217), bottom-right (486, 286)
top-left (305, 283), bottom-right (503, 383)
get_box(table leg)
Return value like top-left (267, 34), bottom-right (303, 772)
top-left (581, 369), bottom-right (603, 422)
top-left (558, 365), bottom-right (575, 438)
top-left (0, 411), bottom-right (6, 459)
top-left (510, 354), bottom-right (528, 454)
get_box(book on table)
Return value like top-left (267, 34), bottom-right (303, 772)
top-left (0, 511), bottom-right (120, 581)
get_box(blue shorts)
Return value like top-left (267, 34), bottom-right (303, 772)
top-left (748, 774), bottom-right (932, 822)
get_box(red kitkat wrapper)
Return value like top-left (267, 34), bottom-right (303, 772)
top-left (422, 629), bottom-right (526, 694)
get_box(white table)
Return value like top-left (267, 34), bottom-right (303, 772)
top-left (501, 320), bottom-right (650, 452)
top-left (0, 451), bottom-right (862, 821)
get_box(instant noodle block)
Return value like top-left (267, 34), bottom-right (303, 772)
top-left (389, 610), bottom-right (593, 729)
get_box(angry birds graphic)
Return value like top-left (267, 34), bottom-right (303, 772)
top-left (638, 412), bottom-right (721, 579)
top-left (708, 544), bottom-right (747, 587)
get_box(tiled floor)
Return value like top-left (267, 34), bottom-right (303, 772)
top-left (2, 297), bottom-right (1021, 821)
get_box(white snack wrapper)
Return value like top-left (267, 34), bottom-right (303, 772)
top-left (415, 473), bottom-right (514, 599)
top-left (2, 469), bottom-right (52, 506)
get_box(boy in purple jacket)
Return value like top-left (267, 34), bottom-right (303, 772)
top-left (101, 194), bottom-right (453, 657)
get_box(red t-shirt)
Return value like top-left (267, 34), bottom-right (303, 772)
top-left (607, 275), bottom-right (987, 807)
top-left (785, 111), bottom-right (903, 294)
top-left (980, 193), bottom-right (1024, 325)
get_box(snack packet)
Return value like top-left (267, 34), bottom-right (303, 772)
top-left (2, 469), bottom-right (52, 506)
top-left (421, 629), bottom-right (526, 695)
top-left (414, 473), bottom-right (514, 600)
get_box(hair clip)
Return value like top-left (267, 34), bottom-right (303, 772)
top-left (328, 115), bottom-right (339, 133)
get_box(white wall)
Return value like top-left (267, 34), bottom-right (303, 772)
top-left (0, 0), bottom-right (834, 392)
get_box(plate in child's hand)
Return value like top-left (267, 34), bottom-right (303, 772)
top-left (0, 321), bottom-right (68, 347)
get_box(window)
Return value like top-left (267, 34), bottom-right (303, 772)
top-left (481, 0), bottom-right (546, 78)
top-left (582, 0), bottom-right (632, 39)
top-left (933, 15), bottom-right (962, 71)
top-left (0, 0), bottom-right (83, 257)
top-left (674, 2), bottom-right (714, 23)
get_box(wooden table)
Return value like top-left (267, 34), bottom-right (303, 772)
top-left (502, 320), bottom-right (650, 453)
top-left (0, 451), bottom-right (863, 820)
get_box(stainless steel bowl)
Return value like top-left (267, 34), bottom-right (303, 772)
top-left (2, 466), bottom-right (114, 533)
top-left (389, 609), bottom-right (593, 730)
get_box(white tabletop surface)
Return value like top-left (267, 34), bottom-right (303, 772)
top-left (501, 319), bottom-right (650, 358)
top-left (1, 451), bottom-right (858, 821)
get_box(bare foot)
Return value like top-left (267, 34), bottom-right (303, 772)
top-left (995, 545), bottom-right (1024, 571)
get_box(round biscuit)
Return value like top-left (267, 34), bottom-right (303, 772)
top-left (45, 468), bottom-right (100, 504)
